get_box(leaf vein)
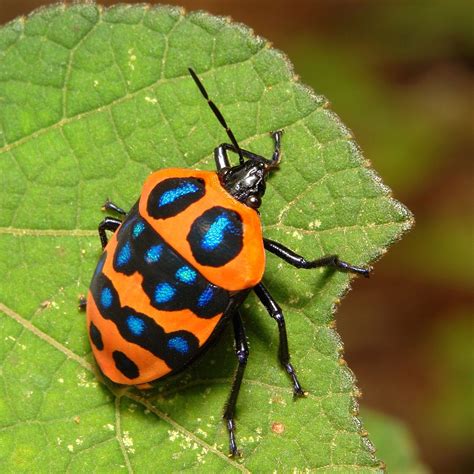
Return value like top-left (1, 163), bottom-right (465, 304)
top-left (115, 396), bottom-right (134, 474)
top-left (0, 302), bottom-right (93, 372)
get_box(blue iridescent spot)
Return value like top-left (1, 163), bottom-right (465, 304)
top-left (126, 315), bottom-right (146, 336)
top-left (167, 336), bottom-right (189, 354)
top-left (145, 245), bottom-right (163, 263)
top-left (175, 266), bottom-right (197, 284)
top-left (132, 221), bottom-right (145, 239)
top-left (154, 283), bottom-right (176, 303)
top-left (100, 287), bottom-right (113, 308)
top-left (158, 182), bottom-right (199, 207)
top-left (197, 286), bottom-right (214, 307)
top-left (116, 241), bottom-right (132, 266)
top-left (201, 214), bottom-right (238, 251)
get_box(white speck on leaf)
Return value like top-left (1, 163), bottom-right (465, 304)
top-left (309, 219), bottom-right (322, 229)
top-left (292, 230), bottom-right (303, 240)
top-left (195, 428), bottom-right (208, 438)
top-left (128, 48), bottom-right (137, 70)
top-left (197, 447), bottom-right (209, 464)
top-left (122, 431), bottom-right (135, 454)
top-left (77, 371), bottom-right (97, 388)
top-left (168, 430), bottom-right (179, 442)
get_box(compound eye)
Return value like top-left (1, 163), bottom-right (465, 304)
top-left (246, 195), bottom-right (261, 209)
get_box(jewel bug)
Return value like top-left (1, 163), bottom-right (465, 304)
top-left (84, 68), bottom-right (370, 456)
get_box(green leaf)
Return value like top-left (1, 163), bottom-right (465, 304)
top-left (0, 4), bottom-right (412, 472)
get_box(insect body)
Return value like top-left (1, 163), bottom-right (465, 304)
top-left (86, 68), bottom-right (369, 456)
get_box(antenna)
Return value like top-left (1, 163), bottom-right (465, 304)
top-left (188, 68), bottom-right (244, 165)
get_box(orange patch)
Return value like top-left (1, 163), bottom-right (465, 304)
top-left (86, 294), bottom-right (171, 384)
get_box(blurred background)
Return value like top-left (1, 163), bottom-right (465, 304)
top-left (2, 1), bottom-right (472, 472)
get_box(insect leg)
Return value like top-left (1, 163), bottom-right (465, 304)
top-left (102, 199), bottom-right (127, 216)
top-left (78, 295), bottom-right (87, 311)
top-left (214, 144), bottom-right (270, 170)
top-left (253, 283), bottom-right (306, 397)
top-left (214, 144), bottom-right (262, 170)
top-left (214, 145), bottom-right (232, 170)
top-left (263, 238), bottom-right (370, 277)
top-left (223, 310), bottom-right (249, 457)
top-left (269, 130), bottom-right (283, 167)
top-left (214, 130), bottom-right (284, 171)
top-left (98, 217), bottom-right (122, 249)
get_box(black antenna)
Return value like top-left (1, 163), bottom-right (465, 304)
top-left (188, 68), bottom-right (244, 165)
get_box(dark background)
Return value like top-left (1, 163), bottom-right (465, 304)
top-left (2, 1), bottom-right (472, 472)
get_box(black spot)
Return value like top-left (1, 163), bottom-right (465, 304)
top-left (89, 322), bottom-right (104, 351)
top-left (147, 177), bottom-right (205, 219)
top-left (113, 351), bottom-right (139, 379)
top-left (90, 273), bottom-right (121, 315)
top-left (187, 206), bottom-right (243, 267)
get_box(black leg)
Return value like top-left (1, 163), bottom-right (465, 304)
top-left (102, 199), bottom-right (127, 216)
top-left (215, 144), bottom-right (268, 171)
top-left (269, 130), bottom-right (283, 167)
top-left (253, 283), bottom-right (306, 397)
top-left (223, 310), bottom-right (249, 457)
top-left (98, 217), bottom-right (122, 249)
top-left (214, 130), bottom-right (284, 171)
top-left (264, 238), bottom-right (370, 277)
top-left (215, 143), bottom-right (263, 171)
top-left (214, 144), bottom-right (231, 170)
top-left (78, 295), bottom-right (87, 311)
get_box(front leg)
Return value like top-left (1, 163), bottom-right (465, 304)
top-left (263, 238), bottom-right (370, 277)
top-left (102, 199), bottom-right (127, 216)
top-left (98, 217), bottom-right (122, 249)
top-left (214, 144), bottom-right (268, 170)
top-left (214, 130), bottom-right (284, 171)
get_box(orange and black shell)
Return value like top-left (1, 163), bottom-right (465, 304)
top-left (86, 168), bottom-right (265, 385)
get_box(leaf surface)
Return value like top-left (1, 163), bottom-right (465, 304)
top-left (0, 4), bottom-right (412, 472)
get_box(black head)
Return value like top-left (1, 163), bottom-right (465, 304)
top-left (218, 159), bottom-right (272, 210)
top-left (188, 68), bottom-right (282, 210)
